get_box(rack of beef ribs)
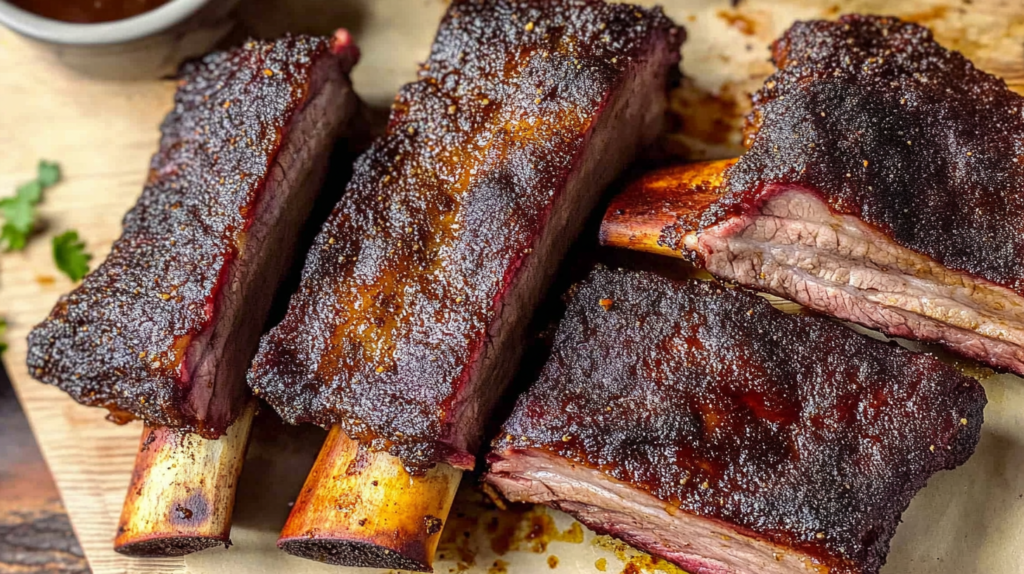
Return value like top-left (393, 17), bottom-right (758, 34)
top-left (487, 266), bottom-right (986, 574)
top-left (26, 31), bottom-right (363, 556)
top-left (246, 0), bottom-right (683, 570)
top-left (600, 14), bottom-right (1024, 377)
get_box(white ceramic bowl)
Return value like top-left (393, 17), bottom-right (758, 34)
top-left (0, 0), bottom-right (240, 79)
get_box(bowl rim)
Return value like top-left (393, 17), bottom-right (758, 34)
top-left (0, 0), bottom-right (209, 45)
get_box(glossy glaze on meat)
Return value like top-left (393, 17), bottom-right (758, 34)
top-left (248, 0), bottom-right (683, 472)
top-left (488, 267), bottom-right (985, 574)
top-left (27, 34), bottom-right (361, 437)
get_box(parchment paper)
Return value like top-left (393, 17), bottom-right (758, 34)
top-left (4, 0), bottom-right (1023, 573)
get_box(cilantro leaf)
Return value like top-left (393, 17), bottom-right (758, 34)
top-left (0, 160), bottom-right (62, 252)
top-left (38, 160), bottom-right (61, 188)
top-left (1, 223), bottom-right (28, 251)
top-left (0, 317), bottom-right (7, 359)
top-left (0, 195), bottom-right (33, 230)
top-left (16, 180), bottom-right (42, 204)
top-left (53, 231), bottom-right (91, 282)
top-left (0, 197), bottom-right (34, 251)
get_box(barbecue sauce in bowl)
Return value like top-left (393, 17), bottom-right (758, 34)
top-left (8, 0), bottom-right (171, 23)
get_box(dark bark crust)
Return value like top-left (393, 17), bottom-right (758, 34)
top-left (704, 15), bottom-right (1024, 293)
top-left (492, 266), bottom-right (985, 574)
top-left (27, 35), bottom-right (353, 437)
top-left (249, 0), bottom-right (682, 471)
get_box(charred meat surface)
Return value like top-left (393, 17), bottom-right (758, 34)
top-left (27, 33), bottom-right (362, 437)
top-left (488, 267), bottom-right (985, 574)
top-left (249, 0), bottom-right (683, 471)
top-left (604, 15), bottom-right (1024, 376)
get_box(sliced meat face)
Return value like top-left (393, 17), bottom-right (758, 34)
top-left (696, 186), bottom-right (1024, 374)
top-left (487, 266), bottom-right (985, 574)
top-left (248, 0), bottom-right (684, 472)
top-left (27, 33), bottom-right (362, 437)
top-left (492, 450), bottom-right (814, 574)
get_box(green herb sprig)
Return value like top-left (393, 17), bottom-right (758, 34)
top-left (0, 160), bottom-right (93, 282)
top-left (0, 160), bottom-right (61, 251)
top-left (53, 231), bottom-right (92, 282)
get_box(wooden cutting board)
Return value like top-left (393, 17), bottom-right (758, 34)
top-left (2, 1), bottom-right (1023, 573)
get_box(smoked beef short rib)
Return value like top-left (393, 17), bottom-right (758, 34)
top-left (487, 266), bottom-right (986, 574)
top-left (27, 33), bottom-right (362, 437)
top-left (602, 15), bottom-right (1024, 376)
top-left (248, 0), bottom-right (683, 471)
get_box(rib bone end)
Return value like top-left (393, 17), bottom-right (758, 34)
top-left (114, 401), bottom-right (256, 556)
top-left (277, 426), bottom-right (462, 572)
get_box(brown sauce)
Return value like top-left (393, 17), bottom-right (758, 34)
top-left (8, 0), bottom-right (172, 24)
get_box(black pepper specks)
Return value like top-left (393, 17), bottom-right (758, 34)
top-left (492, 266), bottom-right (985, 574)
top-left (712, 15), bottom-right (1024, 295)
top-left (247, 0), bottom-right (683, 472)
top-left (26, 35), bottom-right (350, 437)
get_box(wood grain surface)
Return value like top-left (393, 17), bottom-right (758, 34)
top-left (1, 1), bottom-right (1022, 573)
top-left (0, 369), bottom-right (88, 574)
